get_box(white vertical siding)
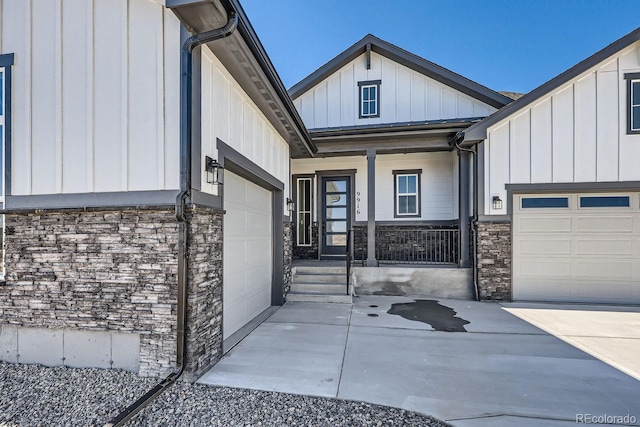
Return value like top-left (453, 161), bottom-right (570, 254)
top-left (1, 0), bottom-right (181, 196)
top-left (294, 52), bottom-right (497, 129)
top-left (483, 41), bottom-right (640, 215)
top-left (200, 46), bottom-right (290, 205)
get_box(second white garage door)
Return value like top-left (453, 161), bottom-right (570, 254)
top-left (223, 171), bottom-right (273, 339)
top-left (513, 193), bottom-right (640, 304)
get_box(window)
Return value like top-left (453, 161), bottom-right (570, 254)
top-left (625, 73), bottom-right (640, 134)
top-left (296, 177), bottom-right (313, 246)
top-left (521, 197), bottom-right (569, 209)
top-left (0, 54), bottom-right (13, 276)
top-left (358, 80), bottom-right (381, 118)
top-left (579, 196), bottom-right (630, 208)
top-left (393, 170), bottom-right (421, 217)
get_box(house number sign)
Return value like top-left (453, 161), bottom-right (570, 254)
top-left (356, 192), bottom-right (361, 215)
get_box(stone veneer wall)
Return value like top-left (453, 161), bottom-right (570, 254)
top-left (1, 208), bottom-right (179, 377)
top-left (477, 221), bottom-right (512, 301)
top-left (283, 222), bottom-right (293, 295)
top-left (183, 206), bottom-right (224, 380)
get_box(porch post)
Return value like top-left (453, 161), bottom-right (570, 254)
top-left (458, 150), bottom-right (471, 268)
top-left (366, 148), bottom-right (378, 267)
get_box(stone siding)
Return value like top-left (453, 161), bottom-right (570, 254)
top-left (183, 207), bottom-right (224, 380)
top-left (283, 222), bottom-right (293, 295)
top-left (1, 208), bottom-right (179, 377)
top-left (477, 221), bottom-right (512, 301)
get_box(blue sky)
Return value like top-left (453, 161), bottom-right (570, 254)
top-left (240, 0), bottom-right (639, 94)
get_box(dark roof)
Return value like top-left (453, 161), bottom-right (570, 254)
top-left (289, 34), bottom-right (513, 109)
top-left (462, 26), bottom-right (640, 145)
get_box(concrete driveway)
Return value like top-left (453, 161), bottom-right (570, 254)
top-left (198, 297), bottom-right (640, 426)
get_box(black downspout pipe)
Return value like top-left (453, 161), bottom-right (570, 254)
top-left (105, 8), bottom-right (238, 427)
top-left (453, 132), bottom-right (480, 301)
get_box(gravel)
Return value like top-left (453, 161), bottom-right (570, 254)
top-left (0, 362), bottom-right (449, 426)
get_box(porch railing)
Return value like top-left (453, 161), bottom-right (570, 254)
top-left (352, 228), bottom-right (459, 265)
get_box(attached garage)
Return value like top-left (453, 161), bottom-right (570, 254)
top-left (223, 171), bottom-right (273, 339)
top-left (513, 193), bottom-right (640, 304)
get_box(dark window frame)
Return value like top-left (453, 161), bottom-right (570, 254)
top-left (579, 195), bottom-right (630, 208)
top-left (358, 80), bottom-right (381, 119)
top-left (521, 197), bottom-right (569, 209)
top-left (624, 72), bottom-right (640, 134)
top-left (393, 169), bottom-right (422, 218)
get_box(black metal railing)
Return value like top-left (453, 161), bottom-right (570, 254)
top-left (352, 228), bottom-right (459, 265)
top-left (345, 229), bottom-right (352, 295)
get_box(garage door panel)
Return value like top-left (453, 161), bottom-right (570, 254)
top-left (247, 211), bottom-right (271, 233)
top-left (518, 238), bottom-right (571, 255)
top-left (575, 261), bottom-right (633, 279)
top-left (517, 217), bottom-right (572, 233)
top-left (575, 239), bottom-right (633, 256)
top-left (513, 191), bottom-right (640, 304)
top-left (575, 216), bottom-right (634, 233)
top-left (517, 259), bottom-right (571, 277)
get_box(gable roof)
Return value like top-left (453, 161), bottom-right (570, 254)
top-left (461, 26), bottom-right (640, 145)
top-left (289, 34), bottom-right (513, 109)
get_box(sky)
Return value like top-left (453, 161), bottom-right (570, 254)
top-left (239, 0), bottom-right (639, 95)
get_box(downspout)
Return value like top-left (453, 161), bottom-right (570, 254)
top-left (453, 132), bottom-right (480, 301)
top-left (105, 8), bottom-right (238, 427)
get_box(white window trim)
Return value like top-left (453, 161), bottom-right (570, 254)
top-left (358, 80), bottom-right (381, 119)
top-left (395, 173), bottom-right (420, 217)
top-left (296, 177), bottom-right (312, 247)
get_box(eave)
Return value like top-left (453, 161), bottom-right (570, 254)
top-left (167, 0), bottom-right (316, 158)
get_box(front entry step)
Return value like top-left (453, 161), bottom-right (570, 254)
top-left (288, 265), bottom-right (352, 304)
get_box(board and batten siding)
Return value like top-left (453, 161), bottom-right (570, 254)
top-left (0, 0), bottom-right (181, 196)
top-left (293, 51), bottom-right (497, 130)
top-left (484, 41), bottom-right (640, 215)
top-left (200, 45), bottom-right (290, 201)
top-left (291, 152), bottom-right (458, 222)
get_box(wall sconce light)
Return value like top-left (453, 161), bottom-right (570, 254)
top-left (286, 197), bottom-right (295, 213)
top-left (492, 195), bottom-right (503, 211)
top-left (205, 156), bottom-right (223, 185)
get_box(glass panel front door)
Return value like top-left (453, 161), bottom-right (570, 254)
top-left (321, 176), bottom-right (350, 256)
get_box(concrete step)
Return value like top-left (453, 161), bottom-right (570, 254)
top-left (293, 266), bottom-right (347, 275)
top-left (292, 273), bottom-right (347, 284)
top-left (290, 283), bottom-right (348, 294)
top-left (286, 292), bottom-right (352, 304)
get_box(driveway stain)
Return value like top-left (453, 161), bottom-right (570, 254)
top-left (387, 299), bottom-right (470, 332)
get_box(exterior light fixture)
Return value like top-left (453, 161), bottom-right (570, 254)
top-left (286, 197), bottom-right (295, 213)
top-left (205, 156), bottom-right (223, 185)
top-left (492, 195), bottom-right (503, 211)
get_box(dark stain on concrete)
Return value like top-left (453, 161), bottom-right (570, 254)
top-left (387, 299), bottom-right (470, 332)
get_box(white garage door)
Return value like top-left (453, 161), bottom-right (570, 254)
top-left (513, 193), bottom-right (640, 304)
top-left (223, 171), bottom-right (273, 339)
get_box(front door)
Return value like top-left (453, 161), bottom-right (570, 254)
top-left (321, 176), bottom-right (351, 258)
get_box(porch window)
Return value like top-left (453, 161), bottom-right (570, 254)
top-left (296, 177), bottom-right (313, 246)
top-left (393, 170), bottom-right (421, 217)
top-left (358, 80), bottom-right (381, 118)
top-left (625, 73), bottom-right (640, 134)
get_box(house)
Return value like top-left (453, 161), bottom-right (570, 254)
top-left (0, 0), bottom-right (638, 381)
top-left (0, 0), bottom-right (314, 379)
top-left (463, 27), bottom-right (640, 304)
top-left (287, 35), bottom-right (512, 299)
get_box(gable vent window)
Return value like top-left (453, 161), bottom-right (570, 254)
top-left (358, 80), bottom-right (381, 118)
top-left (625, 73), bottom-right (640, 134)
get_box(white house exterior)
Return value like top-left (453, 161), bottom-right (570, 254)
top-left (0, 0), bottom-right (314, 379)
top-left (287, 34), bottom-right (511, 294)
top-left (463, 27), bottom-right (640, 304)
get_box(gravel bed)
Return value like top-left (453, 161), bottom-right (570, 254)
top-left (0, 362), bottom-right (449, 426)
